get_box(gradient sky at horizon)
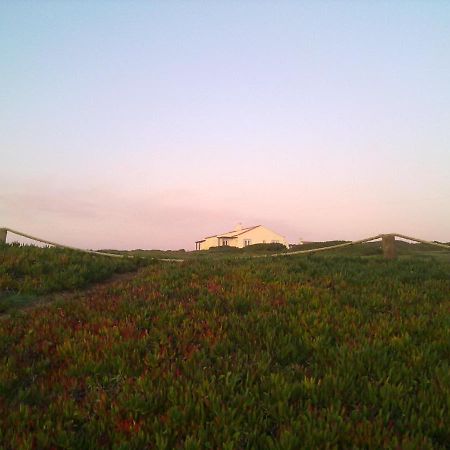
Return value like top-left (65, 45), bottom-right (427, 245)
top-left (1, 1), bottom-right (449, 249)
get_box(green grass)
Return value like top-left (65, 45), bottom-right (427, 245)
top-left (107, 240), bottom-right (450, 261)
top-left (0, 293), bottom-right (39, 314)
top-left (289, 240), bottom-right (450, 259)
top-left (0, 243), bottom-right (149, 313)
top-left (0, 252), bottom-right (449, 448)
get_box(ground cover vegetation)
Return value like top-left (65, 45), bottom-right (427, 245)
top-left (0, 250), bottom-right (449, 449)
top-left (108, 241), bottom-right (450, 261)
top-left (0, 243), bottom-right (147, 314)
top-left (100, 242), bottom-right (287, 260)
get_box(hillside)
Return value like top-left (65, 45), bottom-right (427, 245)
top-left (0, 249), bottom-right (449, 448)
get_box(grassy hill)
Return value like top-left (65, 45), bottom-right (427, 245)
top-left (0, 245), bottom-right (449, 448)
top-left (0, 243), bottom-right (148, 314)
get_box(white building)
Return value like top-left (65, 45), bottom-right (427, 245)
top-left (195, 224), bottom-right (288, 250)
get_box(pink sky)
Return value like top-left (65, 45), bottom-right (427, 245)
top-left (3, 173), bottom-right (448, 249)
top-left (1, 2), bottom-right (449, 249)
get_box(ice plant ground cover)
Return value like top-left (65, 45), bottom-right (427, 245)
top-left (0, 243), bottom-right (148, 314)
top-left (0, 253), bottom-right (449, 448)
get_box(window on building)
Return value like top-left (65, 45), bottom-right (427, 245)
top-left (244, 239), bottom-right (251, 246)
top-left (222, 239), bottom-right (228, 246)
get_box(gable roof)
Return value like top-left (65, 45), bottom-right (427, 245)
top-left (204, 225), bottom-right (261, 239)
top-left (218, 225), bottom-right (260, 238)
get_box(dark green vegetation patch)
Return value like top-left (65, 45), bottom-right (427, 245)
top-left (0, 252), bottom-right (449, 448)
top-left (0, 243), bottom-right (147, 313)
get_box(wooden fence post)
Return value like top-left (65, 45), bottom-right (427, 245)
top-left (0, 228), bottom-right (7, 244)
top-left (382, 234), bottom-right (397, 260)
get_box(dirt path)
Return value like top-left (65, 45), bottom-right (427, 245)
top-left (0, 267), bottom-right (148, 321)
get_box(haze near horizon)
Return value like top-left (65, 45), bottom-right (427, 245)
top-left (1, 1), bottom-right (449, 250)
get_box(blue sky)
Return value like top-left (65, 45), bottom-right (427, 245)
top-left (1, 1), bottom-right (449, 249)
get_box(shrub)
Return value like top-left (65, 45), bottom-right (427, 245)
top-left (208, 246), bottom-right (242, 253)
top-left (242, 242), bottom-right (286, 252)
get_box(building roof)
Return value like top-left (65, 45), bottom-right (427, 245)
top-left (204, 225), bottom-right (261, 239)
top-left (217, 225), bottom-right (260, 238)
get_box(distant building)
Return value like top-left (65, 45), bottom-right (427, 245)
top-left (195, 224), bottom-right (288, 250)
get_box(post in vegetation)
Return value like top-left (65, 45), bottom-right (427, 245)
top-left (382, 234), bottom-right (397, 260)
top-left (0, 228), bottom-right (7, 244)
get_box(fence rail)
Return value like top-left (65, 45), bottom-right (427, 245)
top-left (268, 233), bottom-right (450, 259)
top-left (393, 233), bottom-right (450, 251)
top-left (1, 227), bottom-right (449, 260)
top-left (270, 234), bottom-right (384, 257)
top-left (1, 227), bottom-right (125, 258)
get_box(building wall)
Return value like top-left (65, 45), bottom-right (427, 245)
top-left (198, 226), bottom-right (288, 250)
top-left (217, 237), bottom-right (239, 248)
top-left (199, 236), bottom-right (241, 250)
top-left (236, 226), bottom-right (287, 248)
top-left (198, 236), bottom-right (219, 250)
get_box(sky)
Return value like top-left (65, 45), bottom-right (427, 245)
top-left (1, 1), bottom-right (449, 250)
